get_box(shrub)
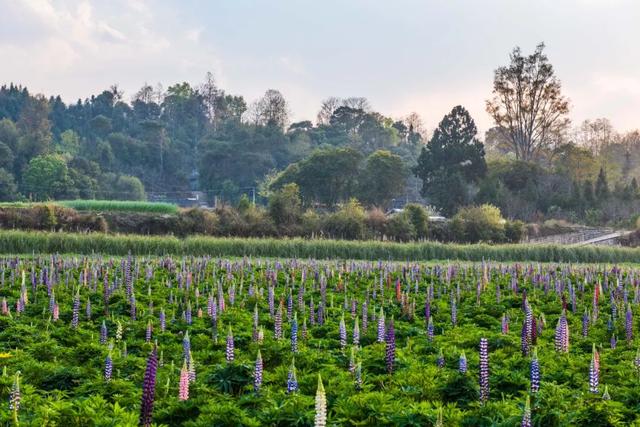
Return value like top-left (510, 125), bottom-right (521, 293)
top-left (301, 209), bottom-right (322, 237)
top-left (451, 204), bottom-right (506, 243)
top-left (324, 199), bottom-right (367, 240)
top-left (403, 204), bottom-right (429, 239)
top-left (268, 183), bottom-right (302, 236)
top-left (181, 208), bottom-right (218, 235)
top-left (215, 205), bottom-right (246, 236)
top-left (504, 220), bottom-right (525, 243)
top-left (242, 205), bottom-right (276, 237)
top-left (386, 212), bottom-right (416, 241)
top-left (366, 207), bottom-right (388, 240)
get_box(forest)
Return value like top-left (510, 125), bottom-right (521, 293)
top-left (1, 44), bottom-right (639, 229)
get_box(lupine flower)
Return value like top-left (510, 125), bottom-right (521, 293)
top-left (53, 303), bottom-right (59, 321)
top-left (479, 338), bottom-right (489, 403)
top-left (521, 395), bottom-right (532, 427)
top-left (183, 331), bottom-right (191, 361)
top-left (287, 358), bottom-right (298, 393)
top-left (427, 316), bottom-right (434, 342)
top-left (188, 351), bottom-right (196, 383)
top-left (258, 326), bottom-right (264, 344)
top-left (530, 348), bottom-right (540, 393)
top-left (139, 345), bottom-right (158, 427)
top-left (611, 335), bottom-right (617, 349)
top-left (450, 295), bottom-right (457, 326)
top-left (589, 343), bottom-right (599, 394)
top-left (291, 312), bottom-right (298, 353)
top-left (275, 301), bottom-right (283, 340)
top-left (179, 359), bottom-right (189, 401)
top-left (105, 351), bottom-right (113, 381)
top-left (354, 361), bottom-right (362, 390)
top-left (377, 307), bottom-right (385, 343)
top-left (226, 326), bottom-right (235, 362)
top-left (339, 314), bottom-right (347, 351)
top-left (254, 350), bottom-right (263, 393)
top-left (116, 320), bottom-right (123, 341)
top-left (353, 316), bottom-right (360, 346)
top-left (634, 348), bottom-right (640, 373)
top-left (626, 304), bottom-right (633, 341)
top-left (602, 385), bottom-right (611, 400)
top-left (436, 348), bottom-right (445, 368)
top-left (385, 318), bottom-right (396, 374)
top-left (253, 304), bottom-right (259, 342)
top-left (9, 371), bottom-right (20, 411)
top-left (582, 310), bottom-right (589, 337)
top-left (159, 309), bottom-right (166, 332)
top-left (554, 311), bottom-right (569, 353)
top-left (100, 320), bottom-right (108, 345)
top-left (185, 301), bottom-right (192, 325)
top-left (86, 298), bottom-right (91, 319)
top-left (146, 320), bottom-right (153, 343)
top-left (71, 290), bottom-right (80, 328)
top-left (349, 346), bottom-right (356, 373)
top-left (501, 313), bottom-right (509, 334)
top-left (314, 374), bottom-right (327, 427)
top-left (459, 351), bottom-right (467, 374)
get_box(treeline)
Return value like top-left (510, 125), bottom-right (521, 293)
top-left (1, 44), bottom-right (640, 228)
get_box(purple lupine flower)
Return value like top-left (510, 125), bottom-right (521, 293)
top-left (427, 316), bottom-right (434, 342)
top-left (353, 316), bottom-right (360, 346)
top-left (253, 304), bottom-right (259, 342)
top-left (287, 290), bottom-right (293, 321)
top-left (634, 348), bottom-right (640, 373)
top-left (71, 290), bottom-right (80, 329)
top-left (100, 320), bottom-right (108, 345)
top-left (501, 313), bottom-right (509, 335)
top-left (254, 350), bottom-right (263, 393)
top-left (521, 319), bottom-right (530, 357)
top-left (130, 292), bottom-right (136, 321)
top-left (105, 352), bottom-right (113, 381)
top-left (287, 359), bottom-right (298, 393)
top-left (339, 314), bottom-right (347, 351)
top-left (626, 304), bottom-right (633, 341)
top-left (185, 301), bottom-right (192, 325)
top-left (436, 348), bottom-right (445, 368)
top-left (522, 396), bottom-right (532, 427)
top-left (291, 312), bottom-right (298, 353)
top-left (268, 286), bottom-right (275, 316)
top-left (385, 318), bottom-right (396, 374)
top-left (479, 338), bottom-right (489, 403)
top-left (582, 310), bottom-right (589, 337)
top-left (226, 326), bottom-right (235, 362)
top-left (361, 300), bottom-right (368, 333)
top-left (183, 331), bottom-right (191, 361)
top-left (530, 348), bottom-right (540, 393)
top-left (139, 345), bottom-right (158, 427)
top-left (377, 307), bottom-right (385, 343)
top-left (589, 343), bottom-right (599, 393)
top-left (275, 301), bottom-right (283, 340)
top-left (159, 308), bottom-right (166, 332)
top-left (450, 295), bottom-right (457, 327)
top-left (459, 351), bottom-right (467, 374)
top-left (86, 298), bottom-right (91, 320)
top-left (554, 311), bottom-right (569, 353)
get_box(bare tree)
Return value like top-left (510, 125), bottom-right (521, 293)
top-left (133, 82), bottom-right (155, 104)
top-left (316, 97), bottom-right (342, 125)
top-left (486, 43), bottom-right (570, 161)
top-left (342, 97), bottom-right (371, 111)
top-left (574, 118), bottom-right (617, 154)
top-left (244, 89), bottom-right (289, 129)
top-left (200, 71), bottom-right (219, 123)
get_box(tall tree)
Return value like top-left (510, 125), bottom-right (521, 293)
top-left (413, 106), bottom-right (486, 216)
top-left (486, 43), bottom-right (570, 161)
top-left (248, 89), bottom-right (289, 130)
top-left (358, 150), bottom-right (407, 207)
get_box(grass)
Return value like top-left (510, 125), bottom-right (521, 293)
top-left (0, 230), bottom-right (639, 262)
top-left (57, 200), bottom-right (180, 214)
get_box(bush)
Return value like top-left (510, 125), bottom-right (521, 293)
top-left (324, 199), bottom-right (367, 240)
top-left (242, 205), bottom-right (277, 237)
top-left (451, 204), bottom-right (506, 243)
top-left (366, 208), bottom-right (388, 240)
top-left (301, 209), bottom-right (322, 237)
top-left (268, 183), bottom-right (302, 235)
top-left (386, 212), bottom-right (416, 242)
top-left (403, 204), bottom-right (429, 239)
top-left (504, 220), bottom-right (525, 243)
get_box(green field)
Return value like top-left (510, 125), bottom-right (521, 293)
top-left (0, 230), bottom-right (639, 263)
top-left (0, 200), bottom-right (179, 215)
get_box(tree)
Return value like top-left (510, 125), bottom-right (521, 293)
top-left (112, 175), bottom-right (146, 201)
top-left (22, 154), bottom-right (72, 200)
top-left (358, 150), bottom-right (407, 207)
top-left (316, 97), bottom-right (342, 125)
top-left (0, 168), bottom-right (18, 201)
top-left (595, 167), bottom-right (609, 200)
top-left (486, 43), bottom-right (570, 161)
top-left (247, 89), bottom-right (289, 129)
top-left (17, 95), bottom-right (52, 166)
top-left (413, 106), bottom-right (486, 216)
top-left (0, 141), bottom-right (14, 170)
top-left (268, 183), bottom-right (302, 233)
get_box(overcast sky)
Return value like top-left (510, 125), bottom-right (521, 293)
top-left (1, 0), bottom-right (639, 134)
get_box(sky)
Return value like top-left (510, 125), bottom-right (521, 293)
top-left (1, 0), bottom-right (639, 134)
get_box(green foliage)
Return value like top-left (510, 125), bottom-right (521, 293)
top-left (451, 204), bottom-right (506, 243)
top-left (58, 199), bottom-right (176, 214)
top-left (324, 199), bottom-right (367, 240)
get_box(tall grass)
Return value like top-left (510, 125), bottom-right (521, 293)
top-left (0, 230), bottom-right (638, 262)
top-left (56, 200), bottom-right (179, 214)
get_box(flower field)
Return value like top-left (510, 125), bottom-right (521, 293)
top-left (1, 256), bottom-right (640, 426)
